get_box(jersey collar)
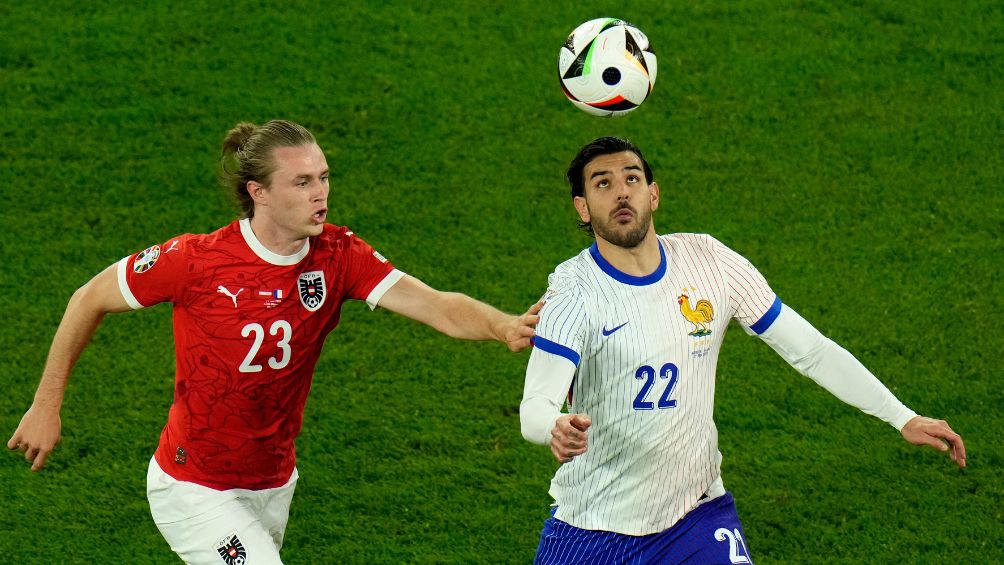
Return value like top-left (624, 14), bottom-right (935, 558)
top-left (589, 239), bottom-right (666, 286)
top-left (239, 218), bottom-right (310, 266)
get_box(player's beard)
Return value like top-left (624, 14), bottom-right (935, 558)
top-left (591, 203), bottom-right (652, 248)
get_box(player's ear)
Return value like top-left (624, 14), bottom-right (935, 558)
top-left (649, 181), bottom-right (660, 211)
top-left (573, 196), bottom-right (590, 223)
top-left (247, 180), bottom-right (268, 206)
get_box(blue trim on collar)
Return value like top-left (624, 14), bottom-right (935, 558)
top-left (750, 296), bottom-right (783, 335)
top-left (532, 337), bottom-right (581, 366)
top-left (589, 240), bottom-right (667, 286)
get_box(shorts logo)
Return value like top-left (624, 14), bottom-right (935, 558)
top-left (215, 532), bottom-right (246, 565)
top-left (133, 245), bottom-right (161, 273)
top-left (298, 271), bottom-right (326, 312)
top-left (678, 291), bottom-right (714, 337)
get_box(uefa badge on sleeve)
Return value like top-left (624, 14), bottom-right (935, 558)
top-left (298, 271), bottom-right (326, 312)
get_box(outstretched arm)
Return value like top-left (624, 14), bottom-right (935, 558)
top-left (376, 274), bottom-right (541, 352)
top-left (757, 303), bottom-right (966, 467)
top-left (8, 263), bottom-right (131, 471)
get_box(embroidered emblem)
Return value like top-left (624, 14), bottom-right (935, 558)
top-left (298, 271), bottom-right (326, 312)
top-left (678, 292), bottom-right (714, 337)
top-left (165, 240), bottom-right (180, 253)
top-left (174, 446), bottom-right (187, 465)
top-left (133, 245), bottom-right (161, 273)
top-left (215, 532), bottom-right (247, 565)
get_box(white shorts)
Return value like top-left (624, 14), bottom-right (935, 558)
top-left (146, 457), bottom-right (298, 565)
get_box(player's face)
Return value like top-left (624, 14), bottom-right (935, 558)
top-left (254, 143), bottom-right (330, 241)
top-left (575, 151), bottom-right (659, 248)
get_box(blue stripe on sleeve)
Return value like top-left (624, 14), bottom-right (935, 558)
top-left (749, 296), bottom-right (782, 335)
top-left (532, 336), bottom-right (581, 366)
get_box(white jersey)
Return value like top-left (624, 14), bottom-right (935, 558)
top-left (531, 233), bottom-right (779, 535)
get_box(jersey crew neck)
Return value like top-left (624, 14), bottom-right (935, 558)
top-left (589, 240), bottom-right (667, 286)
top-left (239, 218), bottom-right (310, 266)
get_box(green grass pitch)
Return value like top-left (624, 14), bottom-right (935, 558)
top-left (1, 1), bottom-right (1001, 563)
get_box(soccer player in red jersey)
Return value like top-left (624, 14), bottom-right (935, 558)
top-left (8, 120), bottom-right (541, 564)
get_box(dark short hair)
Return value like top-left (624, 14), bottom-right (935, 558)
top-left (566, 136), bottom-right (654, 235)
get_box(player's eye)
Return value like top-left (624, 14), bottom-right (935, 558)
top-left (596, 179), bottom-right (609, 189)
top-left (320, 175), bottom-right (329, 183)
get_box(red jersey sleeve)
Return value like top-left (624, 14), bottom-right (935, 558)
top-left (117, 235), bottom-right (191, 309)
top-left (341, 232), bottom-right (399, 306)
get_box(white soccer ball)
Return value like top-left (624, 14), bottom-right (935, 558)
top-left (558, 18), bottom-right (657, 117)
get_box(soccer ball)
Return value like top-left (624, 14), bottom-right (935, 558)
top-left (558, 18), bottom-right (657, 117)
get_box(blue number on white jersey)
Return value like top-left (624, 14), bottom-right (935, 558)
top-left (632, 362), bottom-right (680, 410)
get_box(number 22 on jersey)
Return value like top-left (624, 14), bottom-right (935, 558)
top-left (633, 362), bottom-right (680, 410)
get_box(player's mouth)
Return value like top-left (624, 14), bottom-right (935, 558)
top-left (312, 209), bottom-right (327, 224)
top-left (612, 206), bottom-right (635, 223)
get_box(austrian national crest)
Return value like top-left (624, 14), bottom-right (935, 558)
top-left (677, 292), bottom-right (714, 337)
top-left (214, 532), bottom-right (246, 565)
top-left (298, 271), bottom-right (326, 312)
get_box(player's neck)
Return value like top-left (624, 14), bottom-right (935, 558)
top-left (594, 231), bottom-right (661, 277)
top-left (248, 216), bottom-right (309, 257)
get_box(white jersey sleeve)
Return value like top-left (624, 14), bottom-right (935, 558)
top-left (711, 238), bottom-right (781, 333)
top-left (758, 303), bottom-right (918, 429)
top-left (532, 266), bottom-right (588, 366)
top-left (520, 347), bottom-right (578, 445)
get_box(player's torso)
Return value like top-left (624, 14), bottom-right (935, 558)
top-left (552, 237), bottom-right (733, 531)
top-left (573, 237), bottom-right (731, 436)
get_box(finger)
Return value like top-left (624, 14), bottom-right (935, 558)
top-left (937, 426), bottom-right (966, 463)
top-left (6, 435), bottom-right (20, 450)
top-left (25, 446), bottom-right (40, 462)
top-left (31, 450), bottom-right (50, 472)
top-left (508, 337), bottom-right (532, 352)
top-left (570, 414), bottom-right (592, 431)
top-left (528, 300), bottom-right (545, 315)
top-left (550, 443), bottom-right (570, 463)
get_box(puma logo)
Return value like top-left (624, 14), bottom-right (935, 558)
top-left (217, 286), bottom-right (244, 308)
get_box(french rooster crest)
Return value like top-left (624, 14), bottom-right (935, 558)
top-left (678, 293), bottom-right (714, 337)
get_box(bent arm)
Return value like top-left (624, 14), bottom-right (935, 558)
top-left (757, 304), bottom-right (917, 430)
top-left (520, 348), bottom-right (576, 444)
top-left (8, 263), bottom-right (131, 470)
top-left (375, 274), bottom-right (538, 351)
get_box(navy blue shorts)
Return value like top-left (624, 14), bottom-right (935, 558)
top-left (535, 492), bottom-right (753, 564)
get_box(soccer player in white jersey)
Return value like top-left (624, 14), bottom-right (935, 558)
top-left (520, 136), bottom-right (966, 564)
top-left (8, 120), bottom-right (540, 564)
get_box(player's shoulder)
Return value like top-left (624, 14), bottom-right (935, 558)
top-left (544, 247), bottom-right (595, 297)
top-left (659, 232), bottom-right (732, 259)
top-left (310, 224), bottom-right (375, 255)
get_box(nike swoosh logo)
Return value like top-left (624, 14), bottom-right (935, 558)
top-left (602, 322), bottom-right (629, 336)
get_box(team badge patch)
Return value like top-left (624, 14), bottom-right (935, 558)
top-left (133, 245), bottom-right (161, 274)
top-left (678, 292), bottom-right (714, 337)
top-left (298, 271), bottom-right (326, 311)
top-left (215, 532), bottom-right (246, 565)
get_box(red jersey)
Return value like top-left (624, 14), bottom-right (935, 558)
top-left (117, 219), bottom-right (400, 490)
